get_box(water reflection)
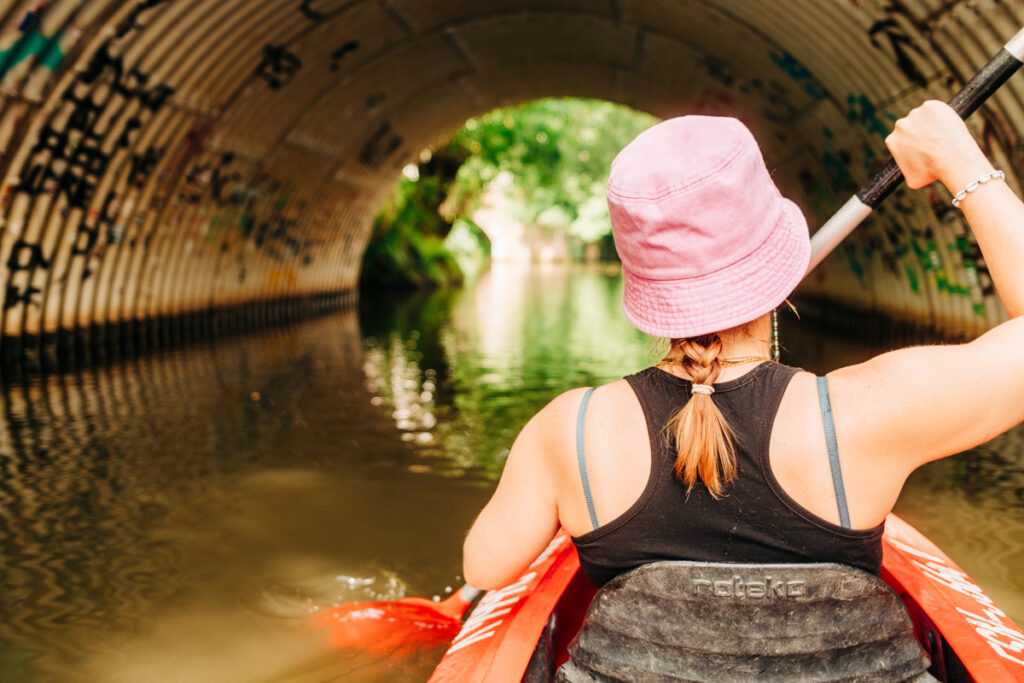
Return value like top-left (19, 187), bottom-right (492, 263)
top-left (0, 263), bottom-right (1020, 682)
top-left (359, 263), bottom-right (654, 482)
top-left (0, 311), bottom-right (488, 681)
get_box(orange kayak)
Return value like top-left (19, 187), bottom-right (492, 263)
top-left (430, 514), bottom-right (1024, 682)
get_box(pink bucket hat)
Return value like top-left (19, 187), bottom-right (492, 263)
top-left (608, 116), bottom-right (810, 339)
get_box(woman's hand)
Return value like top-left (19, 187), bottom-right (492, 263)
top-left (886, 99), bottom-right (1024, 318)
top-left (884, 100), bottom-right (992, 191)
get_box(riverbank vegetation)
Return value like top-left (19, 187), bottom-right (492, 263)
top-left (360, 98), bottom-right (656, 290)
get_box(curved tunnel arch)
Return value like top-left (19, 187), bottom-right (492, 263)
top-left (1, 0), bottom-right (1022, 367)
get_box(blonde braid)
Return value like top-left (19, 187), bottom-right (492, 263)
top-left (665, 334), bottom-right (738, 497)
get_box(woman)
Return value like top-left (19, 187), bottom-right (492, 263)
top-left (462, 101), bottom-right (1024, 592)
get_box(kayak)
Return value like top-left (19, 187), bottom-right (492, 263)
top-left (429, 514), bottom-right (1024, 682)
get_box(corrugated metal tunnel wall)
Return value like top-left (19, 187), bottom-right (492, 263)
top-left (1, 0), bottom-right (1023, 369)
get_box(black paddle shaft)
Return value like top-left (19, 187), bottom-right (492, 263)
top-left (856, 49), bottom-right (1024, 209)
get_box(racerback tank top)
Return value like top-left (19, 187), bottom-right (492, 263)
top-left (571, 363), bottom-right (884, 587)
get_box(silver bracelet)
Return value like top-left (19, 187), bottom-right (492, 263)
top-left (952, 170), bottom-right (1006, 208)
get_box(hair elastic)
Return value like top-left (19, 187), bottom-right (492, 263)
top-left (692, 384), bottom-right (714, 395)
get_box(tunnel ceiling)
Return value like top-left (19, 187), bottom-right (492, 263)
top-left (1, 0), bottom-right (1023, 355)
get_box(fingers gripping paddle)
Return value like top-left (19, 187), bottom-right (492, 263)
top-left (313, 584), bottom-right (482, 654)
top-left (806, 26), bottom-right (1024, 274)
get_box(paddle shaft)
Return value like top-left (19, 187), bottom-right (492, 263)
top-left (805, 26), bottom-right (1024, 274)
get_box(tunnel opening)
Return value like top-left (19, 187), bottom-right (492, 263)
top-left (357, 97), bottom-right (655, 294)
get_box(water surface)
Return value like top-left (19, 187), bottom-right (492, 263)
top-left (1, 263), bottom-right (1020, 681)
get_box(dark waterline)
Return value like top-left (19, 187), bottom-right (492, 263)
top-left (1, 263), bottom-right (1020, 681)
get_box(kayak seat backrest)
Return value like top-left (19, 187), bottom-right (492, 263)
top-left (554, 561), bottom-right (937, 683)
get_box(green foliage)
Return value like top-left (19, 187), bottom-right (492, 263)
top-left (360, 212), bottom-right (464, 290)
top-left (361, 98), bottom-right (657, 290)
top-left (444, 217), bottom-right (491, 279)
top-left (361, 147), bottom-right (467, 290)
top-left (448, 99), bottom-right (656, 244)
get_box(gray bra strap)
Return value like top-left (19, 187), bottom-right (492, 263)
top-left (816, 376), bottom-right (851, 529)
top-left (576, 387), bottom-right (599, 531)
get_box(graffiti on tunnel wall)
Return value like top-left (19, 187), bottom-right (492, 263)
top-left (0, 11), bottom-right (64, 83)
top-left (2, 27), bottom-right (177, 311)
top-left (868, 8), bottom-right (929, 88)
top-left (254, 44), bottom-right (303, 90)
top-left (0, 0), bottom-right (351, 341)
top-left (762, 0), bottom-right (1016, 326)
top-left (16, 42), bottom-right (174, 245)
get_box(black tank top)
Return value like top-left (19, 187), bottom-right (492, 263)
top-left (571, 363), bottom-right (884, 587)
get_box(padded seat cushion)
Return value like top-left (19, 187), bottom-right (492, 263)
top-left (555, 562), bottom-right (935, 682)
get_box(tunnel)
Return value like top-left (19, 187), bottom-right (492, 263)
top-left (1, 0), bottom-right (1023, 371)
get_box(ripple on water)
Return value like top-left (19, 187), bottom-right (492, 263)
top-left (250, 568), bottom-right (410, 620)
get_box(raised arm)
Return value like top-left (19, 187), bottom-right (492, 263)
top-left (828, 101), bottom-right (1024, 481)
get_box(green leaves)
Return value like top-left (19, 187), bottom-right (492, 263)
top-left (450, 99), bottom-right (654, 242)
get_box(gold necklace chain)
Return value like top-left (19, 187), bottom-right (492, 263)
top-left (657, 355), bottom-right (771, 369)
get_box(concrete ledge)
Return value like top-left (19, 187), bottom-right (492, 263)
top-left (0, 290), bottom-right (358, 381)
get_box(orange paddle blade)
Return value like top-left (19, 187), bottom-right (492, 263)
top-left (314, 589), bottom-right (478, 654)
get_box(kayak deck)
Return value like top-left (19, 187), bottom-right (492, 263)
top-left (429, 514), bottom-right (1024, 682)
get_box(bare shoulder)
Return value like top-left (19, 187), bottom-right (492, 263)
top-left (534, 386), bottom-right (597, 423)
top-left (523, 386), bottom-right (593, 455)
top-left (771, 369), bottom-right (822, 458)
top-left (821, 322), bottom-right (1024, 474)
top-left (527, 380), bottom-right (636, 439)
top-left (513, 386), bottom-right (597, 471)
top-left (530, 380), bottom-right (637, 428)
top-left (524, 380), bottom-right (641, 473)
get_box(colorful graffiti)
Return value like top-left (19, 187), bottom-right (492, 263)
top-left (0, 14), bottom-right (63, 82)
top-left (770, 51), bottom-right (826, 99)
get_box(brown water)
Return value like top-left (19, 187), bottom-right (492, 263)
top-left (0, 263), bottom-right (1021, 682)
